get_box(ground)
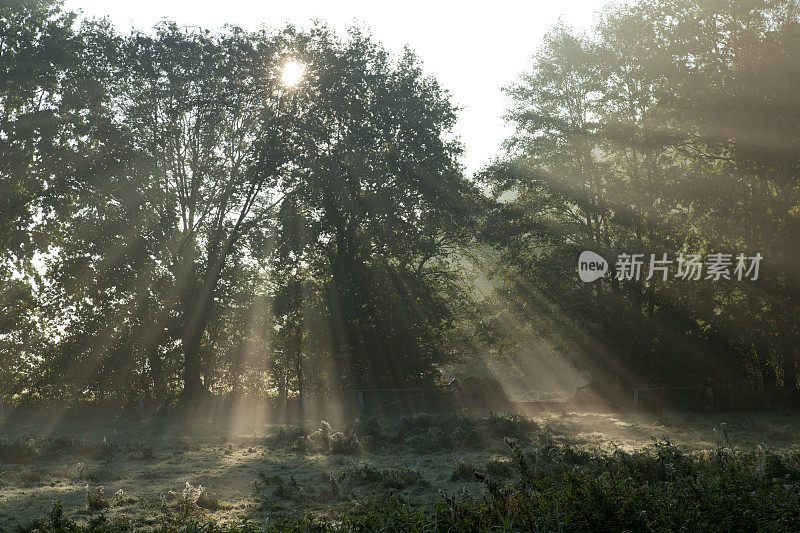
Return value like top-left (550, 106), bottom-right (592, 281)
top-left (2, 408), bottom-right (800, 530)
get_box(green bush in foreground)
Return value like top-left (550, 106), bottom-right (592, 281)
top-left (20, 436), bottom-right (800, 532)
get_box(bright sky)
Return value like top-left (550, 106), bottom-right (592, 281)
top-left (64, 1), bottom-right (613, 175)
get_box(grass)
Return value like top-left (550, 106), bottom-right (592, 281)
top-left (3, 410), bottom-right (800, 530)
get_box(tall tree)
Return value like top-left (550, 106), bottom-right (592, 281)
top-left (267, 28), bottom-right (483, 389)
top-left (115, 24), bottom-right (293, 399)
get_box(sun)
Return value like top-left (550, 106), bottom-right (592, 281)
top-left (281, 60), bottom-right (305, 87)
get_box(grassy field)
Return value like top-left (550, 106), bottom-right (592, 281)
top-left (2, 409), bottom-right (800, 531)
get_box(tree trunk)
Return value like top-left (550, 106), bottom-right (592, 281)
top-left (761, 362), bottom-right (777, 390)
top-left (181, 330), bottom-right (206, 401)
top-left (783, 349), bottom-right (797, 391)
top-left (179, 232), bottom-right (238, 402)
top-left (148, 347), bottom-right (165, 407)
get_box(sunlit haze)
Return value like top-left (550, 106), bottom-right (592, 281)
top-left (8, 0), bottom-right (797, 527)
top-left (63, 0), bottom-right (613, 174)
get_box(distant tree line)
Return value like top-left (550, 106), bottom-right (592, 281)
top-left (2, 0), bottom-right (799, 407)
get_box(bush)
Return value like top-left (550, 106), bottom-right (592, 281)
top-left (196, 489), bottom-right (220, 510)
top-left (85, 485), bottom-right (110, 511)
top-left (288, 421), bottom-right (361, 455)
top-left (485, 458), bottom-right (516, 478)
top-left (23, 422), bottom-right (800, 532)
top-left (339, 439), bottom-right (800, 532)
top-left (396, 412), bottom-right (538, 452)
top-left (273, 425), bottom-right (308, 447)
top-left (348, 417), bottom-right (387, 450)
top-left (405, 428), bottom-right (457, 454)
top-left (450, 459), bottom-right (480, 482)
top-left (452, 375), bottom-right (509, 409)
top-left (0, 435), bottom-right (117, 464)
top-left (329, 431), bottom-right (360, 455)
top-left (381, 466), bottom-right (427, 490)
top-left (479, 412), bottom-right (539, 440)
top-left (345, 462), bottom-right (428, 490)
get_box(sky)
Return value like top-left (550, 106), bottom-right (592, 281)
top-left (64, 1), bottom-right (615, 175)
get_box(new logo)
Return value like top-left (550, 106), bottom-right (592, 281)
top-left (578, 251), bottom-right (608, 282)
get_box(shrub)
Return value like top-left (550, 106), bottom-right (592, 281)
top-left (479, 412), bottom-right (539, 440)
top-left (396, 413), bottom-right (537, 452)
top-left (85, 485), bottom-right (110, 511)
top-left (450, 459), bottom-right (480, 482)
top-left (397, 413), bottom-right (462, 438)
top-left (348, 417), bottom-right (386, 451)
top-left (272, 425), bottom-right (308, 447)
top-left (485, 458), bottom-right (516, 478)
top-left (346, 461), bottom-right (384, 485)
top-left (15, 468), bottom-right (45, 485)
top-left (349, 417), bottom-right (386, 440)
top-left (288, 422), bottom-right (361, 455)
top-left (346, 462), bottom-right (427, 490)
top-left (329, 431), bottom-right (360, 455)
top-left (405, 428), bottom-right (456, 454)
top-left (196, 489), bottom-right (220, 510)
top-left (296, 426), bottom-right (331, 453)
top-left (254, 471), bottom-right (301, 501)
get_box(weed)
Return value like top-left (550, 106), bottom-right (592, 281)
top-left (329, 431), bottom-right (360, 455)
top-left (196, 489), bottom-right (220, 510)
top-left (450, 459), bottom-right (480, 482)
top-left (85, 485), bottom-right (110, 511)
top-left (346, 461), bottom-right (428, 490)
top-left (485, 458), bottom-right (516, 478)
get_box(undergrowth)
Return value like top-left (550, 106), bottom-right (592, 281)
top-left (18, 425), bottom-right (800, 532)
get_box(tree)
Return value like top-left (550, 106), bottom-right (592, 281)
top-left (113, 24), bottom-right (294, 400)
top-left (265, 27), bottom-right (483, 390)
top-left (0, 0), bottom-right (86, 401)
top-left (483, 0), bottom-right (800, 392)
top-left (2, 17), bottom-right (485, 405)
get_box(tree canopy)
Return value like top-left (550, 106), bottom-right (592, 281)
top-left (0, 2), bottom-right (485, 406)
top-left (482, 0), bottom-right (800, 391)
top-left (2, 0), bottom-right (800, 408)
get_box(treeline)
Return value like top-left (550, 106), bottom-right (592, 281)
top-left (2, 0), bottom-right (800, 407)
top-left (482, 0), bottom-right (800, 392)
top-left (0, 0), bottom-right (485, 406)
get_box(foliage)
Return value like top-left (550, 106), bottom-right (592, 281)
top-left (85, 485), bottom-right (110, 511)
top-left (0, 435), bottom-right (117, 463)
top-left (19, 428), bottom-right (800, 531)
top-left (0, 1), bottom-right (483, 406)
top-left (481, 0), bottom-right (800, 391)
top-left (345, 461), bottom-right (428, 490)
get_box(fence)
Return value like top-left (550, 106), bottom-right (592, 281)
top-left (347, 382), bottom-right (459, 415)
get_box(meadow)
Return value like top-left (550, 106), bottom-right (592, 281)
top-left (3, 409), bottom-right (800, 531)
